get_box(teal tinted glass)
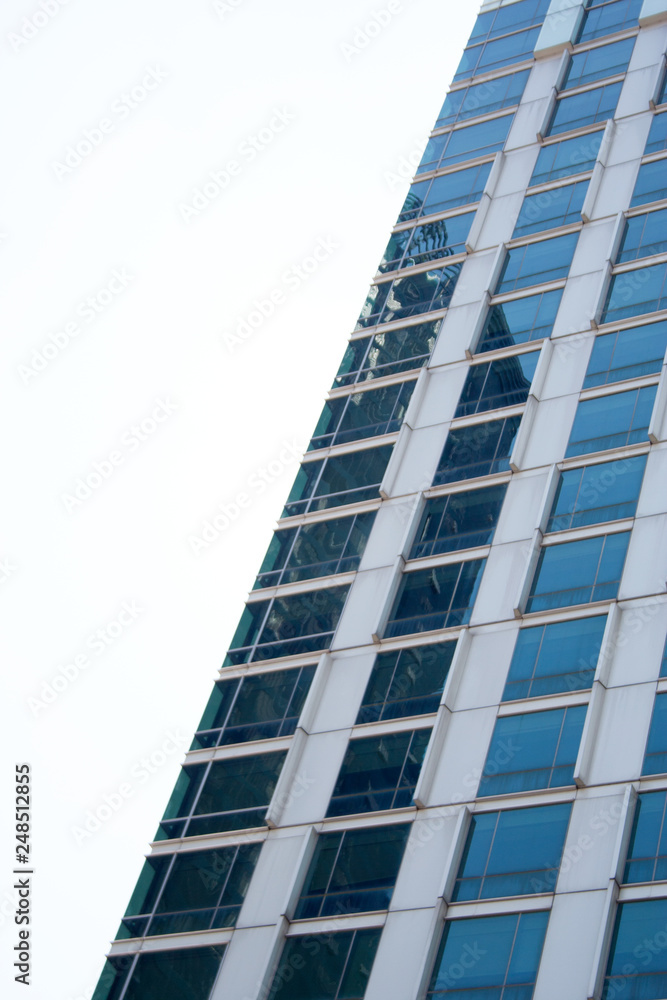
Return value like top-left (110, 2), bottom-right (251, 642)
top-left (308, 381), bottom-right (415, 450)
top-left (385, 560), bottom-right (486, 637)
top-left (356, 264), bottom-right (462, 328)
top-left (624, 790), bottom-right (667, 883)
top-left (584, 321), bottom-right (667, 387)
top-left (411, 485), bottom-right (507, 558)
top-left (398, 164), bottom-right (492, 222)
top-left (477, 290), bottom-right (562, 351)
top-left (268, 929), bottom-right (382, 1000)
top-left (603, 899), bottom-right (667, 999)
top-left (530, 131), bottom-right (604, 185)
top-left (433, 416), bottom-right (522, 484)
top-left (357, 641), bottom-right (457, 723)
top-left (547, 455), bottom-right (646, 531)
top-left (327, 729), bottom-right (432, 816)
top-left (282, 445), bottom-right (393, 516)
top-left (333, 322), bottom-right (440, 386)
top-left (455, 351), bottom-right (539, 416)
top-left (92, 946), bottom-right (226, 1000)
top-left (380, 213), bottom-right (475, 273)
top-left (526, 532), bottom-right (630, 612)
top-left (503, 616), bottom-right (606, 700)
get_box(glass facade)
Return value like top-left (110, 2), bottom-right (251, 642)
top-left (503, 615), bottom-right (606, 700)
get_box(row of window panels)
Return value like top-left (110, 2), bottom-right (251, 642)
top-left (93, 888), bottom-right (667, 1000)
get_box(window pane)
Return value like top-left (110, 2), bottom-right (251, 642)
top-left (546, 455), bottom-right (646, 531)
top-left (427, 911), bottom-right (549, 998)
top-left (645, 113), bottom-right (667, 155)
top-left (224, 586), bottom-right (350, 665)
top-left (630, 160), bottom-right (667, 208)
top-left (417, 116), bottom-right (514, 174)
top-left (617, 208), bottom-right (667, 263)
top-left (268, 929), bottom-right (382, 1000)
top-left (547, 82), bottom-right (622, 136)
top-left (93, 946), bottom-right (227, 1000)
top-left (526, 532), bottom-right (630, 612)
top-left (503, 615), bottom-right (606, 700)
top-left (469, 0), bottom-right (550, 43)
top-left (584, 321), bottom-right (667, 387)
top-left (191, 666), bottom-right (317, 749)
top-left (255, 513), bottom-right (375, 589)
top-left (643, 693), bottom-right (667, 775)
top-left (578, 0), bottom-right (643, 43)
top-left (530, 131), bottom-right (604, 185)
top-left (333, 322), bottom-right (440, 387)
top-left (563, 37), bottom-right (635, 90)
top-left (478, 707), bottom-right (586, 795)
top-left (436, 70), bottom-right (530, 128)
top-left (294, 823), bottom-right (410, 919)
top-left (454, 27), bottom-right (542, 81)
top-left (357, 641), bottom-right (457, 723)
top-left (380, 214), bottom-right (475, 273)
top-left (282, 445), bottom-right (393, 517)
top-left (308, 381), bottom-right (414, 450)
top-left (477, 290), bottom-right (563, 352)
top-left (398, 164), bottom-right (493, 222)
top-left (326, 729), bottom-right (432, 816)
top-left (410, 485), bottom-right (507, 558)
top-left (384, 560), bottom-right (486, 637)
top-left (624, 790), bottom-right (667, 883)
top-left (565, 385), bottom-right (656, 457)
top-left (603, 899), bottom-right (667, 999)
top-left (453, 803), bottom-right (571, 900)
top-left (433, 416), bottom-right (522, 484)
top-left (513, 180), bottom-right (588, 237)
top-left (494, 233), bottom-right (578, 294)
top-left (356, 264), bottom-right (462, 328)
top-left (602, 262), bottom-right (667, 322)
top-left (455, 352), bottom-right (539, 416)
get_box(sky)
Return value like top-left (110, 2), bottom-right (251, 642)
top-left (1, 0), bottom-right (480, 996)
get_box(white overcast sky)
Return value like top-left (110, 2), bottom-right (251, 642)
top-left (1, 0), bottom-right (479, 996)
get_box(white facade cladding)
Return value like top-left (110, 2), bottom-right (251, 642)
top-left (93, 1), bottom-right (667, 999)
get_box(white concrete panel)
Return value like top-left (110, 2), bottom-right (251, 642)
top-left (471, 540), bottom-right (533, 623)
top-left (278, 729), bottom-right (350, 825)
top-left (493, 471), bottom-right (551, 543)
top-left (430, 301), bottom-right (485, 366)
top-left (556, 792), bottom-right (628, 893)
top-left (607, 601), bottom-right (667, 687)
top-left (238, 833), bottom-right (305, 927)
top-left (391, 815), bottom-right (458, 910)
top-left (455, 625), bottom-right (518, 709)
top-left (524, 50), bottom-right (565, 98)
top-left (540, 331), bottom-right (593, 397)
top-left (494, 147), bottom-right (541, 198)
top-left (388, 424), bottom-right (450, 498)
top-left (359, 502), bottom-right (414, 571)
top-left (414, 366), bottom-right (468, 430)
top-left (606, 113), bottom-right (653, 166)
top-left (592, 161), bottom-right (641, 219)
top-left (532, 891), bottom-right (608, 1000)
top-left (617, 66), bottom-right (662, 120)
top-left (550, 276), bottom-right (598, 339)
top-left (637, 445), bottom-right (667, 517)
top-left (364, 908), bottom-right (437, 1000)
top-left (210, 924), bottom-right (280, 1000)
top-left (506, 98), bottom-right (555, 150)
top-left (427, 706), bottom-right (497, 805)
top-left (332, 566), bottom-right (395, 650)
top-left (475, 192), bottom-right (524, 249)
top-left (518, 395), bottom-right (579, 469)
top-left (641, 0), bottom-right (667, 24)
top-left (308, 651), bottom-right (376, 733)
top-left (619, 513), bottom-right (667, 601)
top-left (630, 20), bottom-right (667, 67)
top-left (585, 682), bottom-right (656, 784)
top-left (535, 3), bottom-right (585, 57)
top-left (448, 250), bottom-right (499, 309)
top-left (569, 219), bottom-right (618, 278)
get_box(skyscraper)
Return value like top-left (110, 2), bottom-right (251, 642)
top-left (93, 0), bottom-right (667, 997)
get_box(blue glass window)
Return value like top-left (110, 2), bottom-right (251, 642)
top-left (578, 0), bottom-right (642, 43)
top-left (455, 351), bottom-right (539, 416)
top-left (624, 790), bottom-right (667, 883)
top-left (646, 113), bottom-right (667, 155)
top-left (93, 946), bottom-right (226, 1000)
top-left (385, 560), bottom-right (486, 637)
top-left (453, 803), bottom-right (572, 899)
top-left (530, 131), bottom-right (604, 185)
top-left (565, 385), bottom-right (656, 457)
top-left (326, 728), bottom-right (432, 817)
top-left (661, 635), bottom-right (667, 677)
top-left (477, 290), bottom-right (562, 352)
top-left (630, 160), bottom-right (667, 208)
top-left (494, 233), bottom-right (578, 294)
top-left (333, 322), bottom-right (440, 387)
top-left (268, 929), bottom-right (381, 1000)
top-left (356, 264), bottom-right (462, 328)
top-left (223, 586), bottom-right (349, 665)
top-left (417, 116), bottom-right (514, 174)
top-left (643, 693), bottom-right (667, 775)
top-left (294, 823), bottom-right (410, 919)
top-left (380, 214), bottom-right (474, 274)
top-left (398, 164), bottom-right (493, 222)
top-left (190, 665), bottom-right (316, 749)
top-left (547, 82), bottom-right (622, 136)
top-left (356, 641), bottom-right (456, 723)
top-left (563, 37), bottom-right (635, 90)
top-left (156, 751), bottom-right (287, 840)
top-left (584, 321), bottom-right (667, 387)
top-left (282, 445), bottom-right (393, 517)
top-left (526, 531), bottom-right (630, 612)
top-left (433, 415), bottom-right (522, 485)
top-left (254, 513), bottom-right (375, 590)
top-left (308, 381), bottom-right (414, 450)
top-left (602, 262), bottom-right (667, 322)
top-left (454, 27), bottom-right (542, 82)
top-left (602, 899), bottom-right (667, 999)
top-left (116, 843), bottom-right (261, 939)
top-left (513, 180), bottom-right (588, 237)
top-left (617, 208), bottom-right (667, 263)
top-left (468, 0), bottom-right (550, 44)
top-left (437, 71), bottom-right (530, 128)
top-left (478, 706), bottom-right (587, 795)
top-left (503, 616), bottom-right (606, 700)
top-left (410, 485), bottom-right (507, 558)
top-left (546, 455), bottom-right (646, 531)
top-left (427, 911), bottom-right (549, 999)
